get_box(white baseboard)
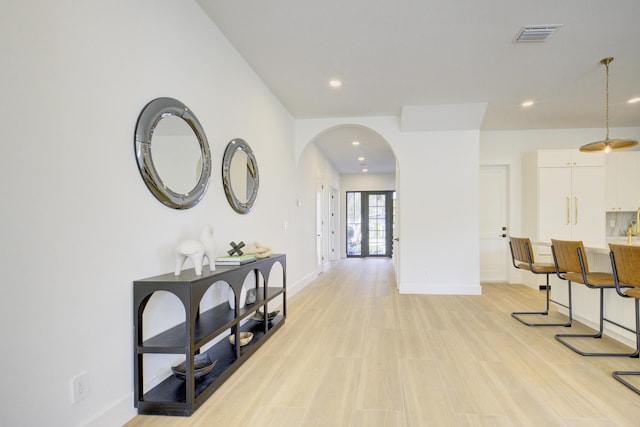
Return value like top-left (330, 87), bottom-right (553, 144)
top-left (287, 271), bottom-right (317, 298)
top-left (399, 283), bottom-right (482, 295)
top-left (82, 393), bottom-right (135, 427)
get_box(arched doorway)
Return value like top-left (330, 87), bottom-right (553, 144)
top-left (307, 125), bottom-right (397, 262)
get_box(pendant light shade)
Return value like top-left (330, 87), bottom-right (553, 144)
top-left (579, 138), bottom-right (638, 153)
top-left (579, 57), bottom-right (638, 153)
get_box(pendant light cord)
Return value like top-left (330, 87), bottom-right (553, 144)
top-left (604, 58), bottom-right (610, 140)
top-left (579, 56), bottom-right (637, 153)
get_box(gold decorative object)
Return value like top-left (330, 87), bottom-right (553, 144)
top-left (580, 57), bottom-right (638, 153)
top-left (628, 207), bottom-right (640, 244)
top-left (228, 331), bottom-right (253, 346)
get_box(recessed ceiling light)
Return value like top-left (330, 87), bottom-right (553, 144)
top-left (357, 156), bottom-right (365, 161)
top-left (329, 79), bottom-right (342, 88)
top-left (352, 141), bottom-right (360, 146)
top-left (629, 97), bottom-right (640, 104)
top-left (522, 100), bottom-right (534, 107)
top-left (361, 168), bottom-right (368, 173)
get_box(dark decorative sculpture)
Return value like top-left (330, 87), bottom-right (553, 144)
top-left (227, 241), bottom-right (245, 256)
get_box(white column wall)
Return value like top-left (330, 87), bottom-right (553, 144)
top-left (394, 130), bottom-right (481, 294)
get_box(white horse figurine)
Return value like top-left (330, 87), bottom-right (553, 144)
top-left (174, 225), bottom-right (217, 275)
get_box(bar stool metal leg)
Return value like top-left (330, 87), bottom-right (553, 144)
top-left (554, 288), bottom-right (639, 357)
top-left (509, 237), bottom-right (572, 327)
top-left (511, 272), bottom-right (572, 327)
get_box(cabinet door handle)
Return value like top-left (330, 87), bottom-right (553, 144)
top-left (574, 197), bottom-right (578, 225)
top-left (566, 197), bottom-right (570, 225)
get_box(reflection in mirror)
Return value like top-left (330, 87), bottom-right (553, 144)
top-left (230, 150), bottom-right (249, 203)
top-left (134, 97), bottom-right (211, 209)
top-left (152, 116), bottom-right (202, 195)
top-left (222, 139), bottom-right (259, 214)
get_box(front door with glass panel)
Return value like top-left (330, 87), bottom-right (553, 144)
top-left (347, 191), bottom-right (394, 257)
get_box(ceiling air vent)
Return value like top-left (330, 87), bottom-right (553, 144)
top-left (515, 25), bottom-right (562, 42)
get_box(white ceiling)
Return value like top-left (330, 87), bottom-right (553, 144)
top-left (197, 0), bottom-right (640, 173)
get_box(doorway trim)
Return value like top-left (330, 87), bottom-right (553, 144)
top-left (479, 164), bottom-right (510, 282)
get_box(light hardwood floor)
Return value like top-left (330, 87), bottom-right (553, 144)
top-left (126, 258), bottom-right (640, 426)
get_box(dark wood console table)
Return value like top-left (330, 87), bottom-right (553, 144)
top-left (133, 254), bottom-right (286, 416)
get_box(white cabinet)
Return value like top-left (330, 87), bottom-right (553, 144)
top-left (537, 149), bottom-right (606, 168)
top-left (605, 152), bottom-right (640, 211)
top-left (523, 150), bottom-right (606, 256)
top-left (537, 164), bottom-right (605, 243)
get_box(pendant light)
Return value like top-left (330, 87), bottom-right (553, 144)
top-left (579, 57), bottom-right (638, 153)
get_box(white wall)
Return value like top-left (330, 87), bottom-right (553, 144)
top-left (394, 130), bottom-right (481, 294)
top-left (291, 141), bottom-right (341, 277)
top-left (341, 173), bottom-right (396, 192)
top-left (0, 2), bottom-right (323, 426)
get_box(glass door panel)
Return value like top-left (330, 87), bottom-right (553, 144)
top-left (347, 191), bottom-right (394, 257)
top-left (368, 194), bottom-right (386, 255)
top-left (347, 192), bottom-right (362, 256)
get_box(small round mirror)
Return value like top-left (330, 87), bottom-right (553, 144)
top-left (134, 98), bottom-right (212, 209)
top-left (222, 139), bottom-right (259, 214)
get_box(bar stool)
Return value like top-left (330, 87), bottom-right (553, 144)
top-left (551, 239), bottom-right (639, 357)
top-left (609, 243), bottom-right (640, 393)
top-left (509, 237), bottom-right (572, 327)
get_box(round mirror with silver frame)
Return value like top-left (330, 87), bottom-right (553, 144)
top-left (134, 97), bottom-right (212, 209)
top-left (222, 138), bottom-right (259, 214)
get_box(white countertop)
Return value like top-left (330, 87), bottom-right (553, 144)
top-left (533, 238), bottom-right (640, 255)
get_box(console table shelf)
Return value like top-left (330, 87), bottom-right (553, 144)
top-left (133, 254), bottom-right (286, 416)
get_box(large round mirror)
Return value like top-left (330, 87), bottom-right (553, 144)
top-left (222, 138), bottom-right (259, 214)
top-left (134, 97), bottom-right (211, 209)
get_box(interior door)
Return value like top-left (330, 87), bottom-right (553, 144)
top-left (316, 183), bottom-right (324, 275)
top-left (329, 186), bottom-right (339, 261)
top-left (394, 165), bottom-right (400, 288)
top-left (479, 165), bottom-right (509, 282)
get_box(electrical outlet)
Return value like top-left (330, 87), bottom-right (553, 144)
top-left (71, 372), bottom-right (89, 404)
